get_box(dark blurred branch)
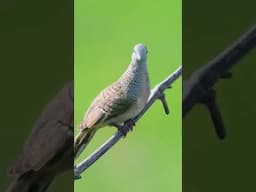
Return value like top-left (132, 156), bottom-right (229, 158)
top-left (183, 24), bottom-right (256, 139)
top-left (74, 66), bottom-right (182, 180)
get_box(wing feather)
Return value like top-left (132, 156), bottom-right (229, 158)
top-left (9, 82), bottom-right (73, 175)
top-left (80, 83), bottom-right (134, 129)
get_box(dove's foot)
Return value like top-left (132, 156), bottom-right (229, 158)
top-left (111, 119), bottom-right (135, 137)
top-left (124, 119), bottom-right (135, 132)
top-left (120, 119), bottom-right (135, 137)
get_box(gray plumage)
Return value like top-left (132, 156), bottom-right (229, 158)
top-left (75, 44), bottom-right (150, 158)
top-left (6, 81), bottom-right (74, 192)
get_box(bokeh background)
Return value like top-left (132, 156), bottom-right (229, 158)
top-left (75, 0), bottom-right (182, 191)
top-left (183, 0), bottom-right (256, 191)
top-left (0, 0), bottom-right (73, 191)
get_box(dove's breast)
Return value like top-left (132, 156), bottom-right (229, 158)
top-left (109, 71), bottom-right (150, 124)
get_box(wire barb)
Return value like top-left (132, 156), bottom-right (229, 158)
top-left (183, 24), bottom-right (256, 139)
top-left (158, 93), bottom-right (170, 115)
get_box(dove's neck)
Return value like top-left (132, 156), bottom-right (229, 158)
top-left (120, 59), bottom-right (148, 84)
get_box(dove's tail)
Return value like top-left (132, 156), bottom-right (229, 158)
top-left (6, 172), bottom-right (54, 192)
top-left (74, 128), bottom-right (96, 159)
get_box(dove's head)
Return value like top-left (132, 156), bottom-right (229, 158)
top-left (132, 43), bottom-right (148, 62)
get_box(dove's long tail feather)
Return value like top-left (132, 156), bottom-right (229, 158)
top-left (74, 128), bottom-right (96, 159)
top-left (6, 172), bottom-right (54, 192)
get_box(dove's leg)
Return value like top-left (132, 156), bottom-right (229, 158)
top-left (124, 119), bottom-right (136, 131)
top-left (110, 119), bottom-right (135, 137)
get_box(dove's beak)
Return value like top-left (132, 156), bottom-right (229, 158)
top-left (134, 51), bottom-right (141, 60)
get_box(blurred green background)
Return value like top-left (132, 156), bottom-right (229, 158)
top-left (75, 0), bottom-right (181, 191)
top-left (0, 0), bottom-right (73, 191)
top-left (183, 0), bottom-right (256, 191)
